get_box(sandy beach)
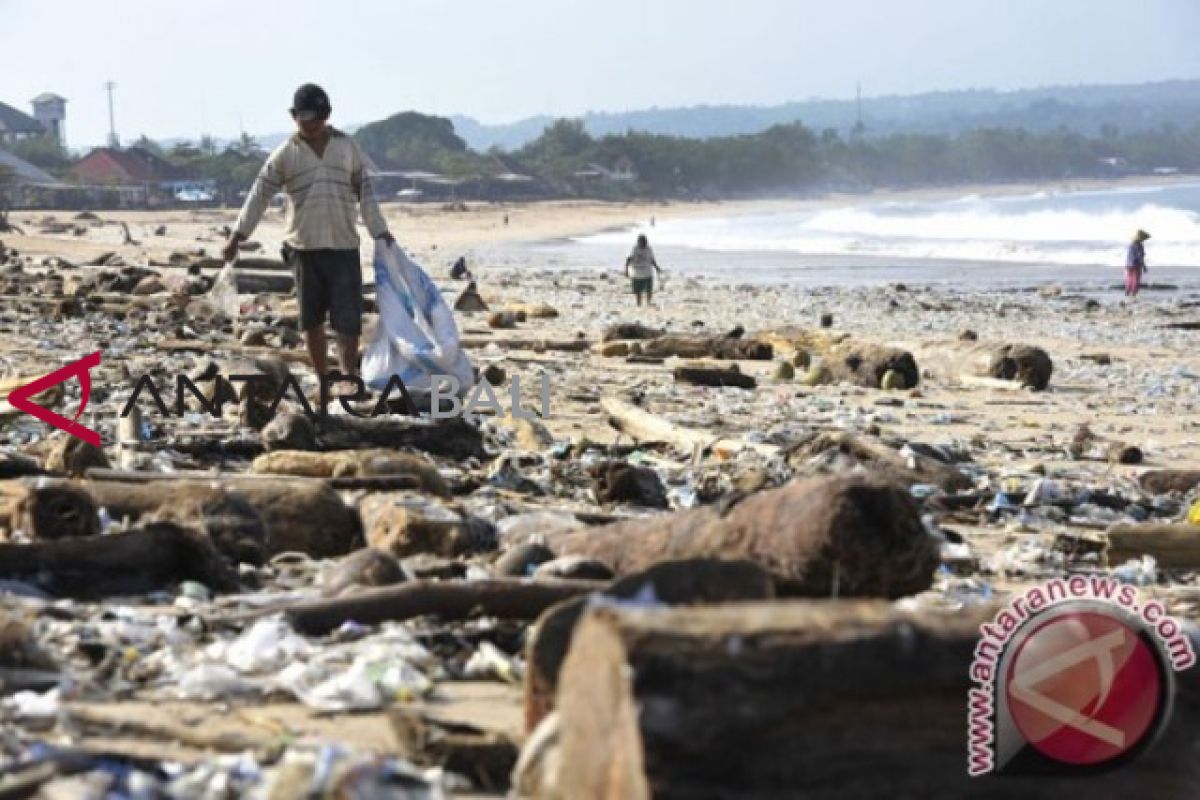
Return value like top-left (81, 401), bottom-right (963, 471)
top-left (8, 171), bottom-right (1198, 269)
top-left (1, 186), bottom-right (1199, 795)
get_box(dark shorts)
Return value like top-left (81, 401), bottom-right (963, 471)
top-left (631, 276), bottom-right (653, 294)
top-left (287, 247), bottom-right (362, 335)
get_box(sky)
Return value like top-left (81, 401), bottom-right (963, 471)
top-left (2, 0), bottom-right (1199, 149)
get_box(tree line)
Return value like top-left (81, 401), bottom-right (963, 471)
top-left (510, 118), bottom-right (1200, 197)
top-left (6, 111), bottom-right (1200, 200)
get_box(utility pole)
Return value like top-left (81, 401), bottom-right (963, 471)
top-left (104, 81), bottom-right (119, 148)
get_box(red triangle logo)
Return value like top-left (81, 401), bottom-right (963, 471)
top-left (6, 351), bottom-right (102, 446)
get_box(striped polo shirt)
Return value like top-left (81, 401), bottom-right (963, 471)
top-left (235, 128), bottom-right (388, 250)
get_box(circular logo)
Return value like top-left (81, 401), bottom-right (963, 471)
top-left (1005, 608), bottom-right (1169, 767)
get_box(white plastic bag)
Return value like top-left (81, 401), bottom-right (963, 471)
top-left (362, 241), bottom-right (473, 396)
top-left (208, 261), bottom-right (240, 321)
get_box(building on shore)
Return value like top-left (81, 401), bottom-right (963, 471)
top-left (70, 146), bottom-right (213, 206)
top-left (0, 100), bottom-right (48, 145)
top-left (30, 93), bottom-right (68, 147)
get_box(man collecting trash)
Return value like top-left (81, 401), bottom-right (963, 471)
top-left (223, 83), bottom-right (394, 379)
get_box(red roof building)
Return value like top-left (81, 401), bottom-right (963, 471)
top-left (70, 147), bottom-right (187, 185)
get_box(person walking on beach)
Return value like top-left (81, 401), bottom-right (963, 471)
top-left (625, 234), bottom-right (663, 307)
top-left (223, 83), bottom-right (394, 379)
top-left (1125, 229), bottom-right (1151, 297)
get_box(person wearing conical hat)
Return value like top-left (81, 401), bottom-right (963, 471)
top-left (1125, 229), bottom-right (1151, 297)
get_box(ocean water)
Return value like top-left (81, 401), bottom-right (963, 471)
top-left (519, 181), bottom-right (1200, 288)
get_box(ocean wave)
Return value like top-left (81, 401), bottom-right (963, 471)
top-left (576, 188), bottom-right (1200, 266)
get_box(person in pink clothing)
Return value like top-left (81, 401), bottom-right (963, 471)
top-left (1125, 229), bottom-right (1150, 297)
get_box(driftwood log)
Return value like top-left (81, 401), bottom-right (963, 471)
top-left (639, 334), bottom-right (773, 361)
top-left (148, 490), bottom-right (269, 567)
top-left (0, 522), bottom-right (238, 597)
top-left (285, 578), bottom-right (606, 636)
top-left (540, 601), bottom-right (1200, 799)
top-left (261, 412), bottom-right (485, 460)
top-left (1139, 470), bottom-right (1200, 495)
top-left (523, 559), bottom-right (775, 732)
top-left (389, 708), bottom-right (518, 793)
top-left (79, 478), bottom-right (361, 558)
top-left (0, 480), bottom-right (99, 540)
top-left (0, 452), bottom-right (45, 480)
top-left (548, 602), bottom-right (982, 799)
top-left (600, 397), bottom-right (779, 458)
top-left (602, 323), bottom-right (665, 342)
top-left (786, 432), bottom-right (972, 491)
top-left (358, 494), bottom-right (496, 558)
top-left (250, 449), bottom-right (450, 496)
top-left (546, 474), bottom-right (938, 597)
top-left (912, 340), bottom-right (1054, 390)
top-left (459, 338), bottom-right (590, 353)
top-left (672, 364), bottom-right (756, 389)
top-left (824, 343), bottom-right (920, 389)
top-left (1106, 523), bottom-right (1200, 568)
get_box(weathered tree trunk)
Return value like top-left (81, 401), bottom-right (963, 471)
top-left (1139, 470), bottom-right (1200, 495)
top-left (191, 256), bottom-right (289, 271)
top-left (285, 578), bottom-right (605, 636)
top-left (389, 709), bottom-right (518, 793)
top-left (261, 412), bottom-right (485, 460)
top-left (542, 601), bottom-right (1200, 799)
top-left (358, 494), bottom-right (496, 558)
top-left (0, 522), bottom-right (238, 597)
top-left (600, 397), bottom-right (779, 458)
top-left (83, 467), bottom-right (424, 494)
top-left (80, 477), bottom-right (361, 558)
top-left (640, 335), bottom-right (773, 361)
top-left (1106, 522), bottom-right (1200, 568)
top-left (523, 559), bottom-right (775, 732)
top-left (459, 337), bottom-right (590, 353)
top-left (250, 449), bottom-right (449, 496)
top-left (786, 431), bottom-right (972, 491)
top-left (602, 323), bottom-right (665, 342)
top-left (234, 272), bottom-right (294, 294)
top-left (911, 340), bottom-right (1054, 390)
top-left (0, 452), bottom-right (45, 480)
top-left (0, 480), bottom-right (99, 540)
top-left (824, 343), bottom-right (920, 389)
top-left (672, 365), bottom-right (756, 389)
top-left (546, 474), bottom-right (939, 598)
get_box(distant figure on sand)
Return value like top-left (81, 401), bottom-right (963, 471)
top-left (450, 255), bottom-right (473, 280)
top-left (625, 234), bottom-right (663, 306)
top-left (1126, 229), bottom-right (1151, 297)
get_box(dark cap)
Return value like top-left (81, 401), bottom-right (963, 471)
top-left (291, 83), bottom-right (331, 121)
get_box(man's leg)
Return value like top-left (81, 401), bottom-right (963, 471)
top-left (327, 249), bottom-right (365, 377)
top-left (336, 334), bottom-right (359, 375)
top-left (306, 326), bottom-right (329, 377)
top-left (294, 250), bottom-right (332, 378)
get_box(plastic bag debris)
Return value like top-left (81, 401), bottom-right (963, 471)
top-left (462, 642), bottom-right (523, 684)
top-left (176, 663), bottom-right (256, 700)
top-left (362, 241), bottom-right (474, 396)
top-left (217, 616), bottom-right (312, 674)
top-left (278, 651), bottom-right (433, 712)
top-left (207, 261), bottom-right (240, 321)
top-left (4, 688), bottom-right (61, 720)
top-left (1112, 555), bottom-right (1158, 586)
